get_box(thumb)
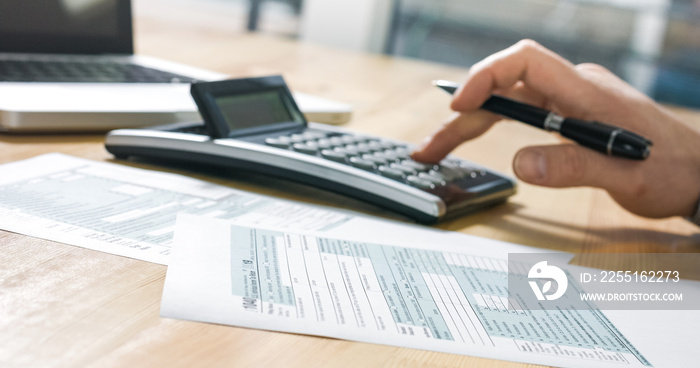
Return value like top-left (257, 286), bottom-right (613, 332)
top-left (513, 144), bottom-right (628, 190)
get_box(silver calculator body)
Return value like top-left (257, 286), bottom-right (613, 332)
top-left (104, 76), bottom-right (516, 223)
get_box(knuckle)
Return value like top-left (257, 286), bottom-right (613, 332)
top-left (575, 63), bottom-right (617, 86)
top-left (575, 62), bottom-right (610, 74)
top-left (515, 39), bottom-right (543, 52)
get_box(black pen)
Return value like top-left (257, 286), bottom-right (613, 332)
top-left (433, 80), bottom-right (652, 160)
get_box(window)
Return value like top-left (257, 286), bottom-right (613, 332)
top-left (387, 0), bottom-right (700, 109)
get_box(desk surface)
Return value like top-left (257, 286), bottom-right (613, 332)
top-left (2, 2), bottom-right (700, 367)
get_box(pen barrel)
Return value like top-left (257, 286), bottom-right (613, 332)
top-left (559, 118), bottom-right (650, 160)
top-left (482, 96), bottom-right (549, 129)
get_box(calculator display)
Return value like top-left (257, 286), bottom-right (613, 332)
top-left (214, 90), bottom-right (294, 131)
top-left (190, 76), bottom-right (307, 138)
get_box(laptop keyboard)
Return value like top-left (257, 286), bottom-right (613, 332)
top-left (0, 60), bottom-right (197, 83)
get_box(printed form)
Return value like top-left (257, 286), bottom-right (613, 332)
top-left (0, 153), bottom-right (549, 264)
top-left (0, 154), bottom-right (354, 264)
top-left (161, 214), bottom-right (669, 368)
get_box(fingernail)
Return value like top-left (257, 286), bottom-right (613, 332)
top-left (514, 150), bottom-right (546, 182)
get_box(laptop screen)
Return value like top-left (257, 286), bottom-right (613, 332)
top-left (0, 0), bottom-right (133, 55)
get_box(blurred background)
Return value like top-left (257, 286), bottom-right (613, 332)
top-left (138, 0), bottom-right (700, 110)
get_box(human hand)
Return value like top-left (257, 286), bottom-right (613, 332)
top-left (411, 40), bottom-right (700, 219)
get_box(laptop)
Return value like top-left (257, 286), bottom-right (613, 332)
top-left (0, 0), bottom-right (351, 133)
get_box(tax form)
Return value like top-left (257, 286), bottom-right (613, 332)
top-left (0, 153), bottom-right (555, 264)
top-left (0, 154), bottom-right (354, 264)
top-left (160, 214), bottom-right (680, 368)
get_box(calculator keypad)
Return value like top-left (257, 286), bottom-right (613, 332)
top-left (264, 130), bottom-right (489, 192)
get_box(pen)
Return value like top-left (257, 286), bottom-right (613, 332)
top-left (433, 80), bottom-right (652, 160)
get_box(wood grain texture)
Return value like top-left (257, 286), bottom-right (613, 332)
top-left (1, 1), bottom-right (699, 367)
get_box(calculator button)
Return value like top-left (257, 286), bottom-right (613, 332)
top-left (400, 160), bottom-right (436, 172)
top-left (367, 140), bottom-right (392, 150)
top-left (379, 150), bottom-right (400, 161)
top-left (292, 143), bottom-right (319, 155)
top-left (315, 139), bottom-right (333, 149)
top-left (302, 131), bottom-right (326, 140)
top-left (349, 157), bottom-right (377, 171)
top-left (377, 166), bottom-right (406, 180)
top-left (362, 154), bottom-right (389, 165)
top-left (371, 151), bottom-right (396, 163)
top-left (328, 137), bottom-right (345, 146)
top-left (433, 164), bottom-right (467, 180)
top-left (367, 141), bottom-right (384, 151)
top-left (418, 172), bottom-right (446, 186)
top-left (289, 134), bottom-right (307, 143)
top-left (337, 145), bottom-right (360, 155)
top-left (264, 137), bottom-right (291, 149)
top-left (427, 170), bottom-right (449, 181)
top-left (470, 169), bottom-right (487, 178)
top-left (354, 143), bottom-right (374, 154)
top-left (321, 149), bottom-right (348, 163)
top-left (440, 158), bottom-right (463, 166)
top-left (393, 147), bottom-right (411, 158)
top-left (389, 163), bottom-right (417, 175)
top-left (340, 135), bottom-right (356, 144)
top-left (406, 175), bottom-right (435, 190)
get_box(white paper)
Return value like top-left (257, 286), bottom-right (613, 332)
top-left (161, 214), bottom-right (671, 368)
top-left (0, 153), bottom-right (555, 265)
top-left (0, 154), bottom-right (356, 264)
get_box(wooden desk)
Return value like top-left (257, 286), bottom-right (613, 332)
top-left (2, 3), bottom-right (699, 368)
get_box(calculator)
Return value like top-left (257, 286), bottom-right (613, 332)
top-left (105, 76), bottom-right (516, 223)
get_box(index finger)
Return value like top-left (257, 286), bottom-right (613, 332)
top-left (411, 110), bottom-right (498, 163)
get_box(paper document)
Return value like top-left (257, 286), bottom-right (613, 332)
top-left (0, 154), bottom-right (354, 264)
top-left (0, 153), bottom-right (549, 265)
top-left (161, 214), bottom-right (669, 368)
